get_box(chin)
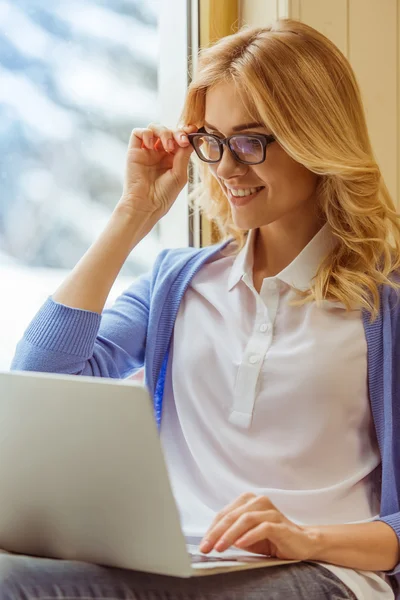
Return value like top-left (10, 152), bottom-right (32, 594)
top-left (231, 211), bottom-right (276, 231)
top-left (227, 187), bottom-right (273, 230)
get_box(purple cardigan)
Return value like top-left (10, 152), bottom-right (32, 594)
top-left (11, 239), bottom-right (400, 584)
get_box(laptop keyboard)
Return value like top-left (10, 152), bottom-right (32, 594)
top-left (189, 553), bottom-right (241, 564)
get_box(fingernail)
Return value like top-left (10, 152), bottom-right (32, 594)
top-left (180, 134), bottom-right (188, 143)
top-left (167, 139), bottom-right (175, 151)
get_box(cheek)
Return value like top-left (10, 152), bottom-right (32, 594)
top-left (208, 165), bottom-right (228, 194)
top-left (287, 165), bottom-right (319, 199)
top-left (256, 151), bottom-right (318, 198)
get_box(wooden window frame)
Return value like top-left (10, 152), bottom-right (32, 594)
top-left (189, 0), bottom-right (239, 247)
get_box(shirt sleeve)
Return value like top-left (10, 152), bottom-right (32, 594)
top-left (10, 270), bottom-right (151, 378)
top-left (376, 513), bottom-right (400, 574)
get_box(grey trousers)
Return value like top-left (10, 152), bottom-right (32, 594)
top-left (0, 554), bottom-right (359, 600)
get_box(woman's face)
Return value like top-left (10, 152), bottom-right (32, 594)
top-left (204, 81), bottom-right (320, 231)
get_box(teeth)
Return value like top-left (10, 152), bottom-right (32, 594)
top-left (230, 187), bottom-right (262, 197)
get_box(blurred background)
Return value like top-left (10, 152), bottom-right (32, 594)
top-left (0, 0), bottom-right (161, 278)
top-left (0, 0), bottom-right (188, 370)
top-left (1, 0), bottom-right (399, 369)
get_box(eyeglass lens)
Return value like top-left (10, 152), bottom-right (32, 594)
top-left (196, 135), bottom-right (220, 161)
top-left (195, 135), bottom-right (263, 163)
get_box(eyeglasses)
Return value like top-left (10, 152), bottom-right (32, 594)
top-left (187, 127), bottom-right (276, 165)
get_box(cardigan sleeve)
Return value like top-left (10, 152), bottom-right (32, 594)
top-left (10, 270), bottom-right (151, 379)
top-left (377, 513), bottom-right (400, 574)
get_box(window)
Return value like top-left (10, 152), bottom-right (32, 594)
top-left (0, 0), bottom-right (191, 370)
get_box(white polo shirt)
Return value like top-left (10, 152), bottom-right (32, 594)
top-left (160, 224), bottom-right (394, 599)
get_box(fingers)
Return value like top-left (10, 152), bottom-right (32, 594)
top-left (130, 123), bottom-right (197, 152)
top-left (205, 493), bottom-right (257, 534)
top-left (171, 141), bottom-right (195, 185)
top-left (141, 127), bottom-right (158, 150)
top-left (200, 494), bottom-right (278, 553)
top-left (214, 510), bottom-right (282, 553)
top-left (234, 521), bottom-right (284, 550)
top-left (200, 493), bottom-right (255, 553)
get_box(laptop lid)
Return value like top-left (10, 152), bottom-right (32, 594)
top-left (0, 370), bottom-right (192, 577)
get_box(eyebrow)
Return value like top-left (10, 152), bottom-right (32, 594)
top-left (204, 121), bottom-right (265, 133)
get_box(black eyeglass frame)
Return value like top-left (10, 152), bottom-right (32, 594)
top-left (187, 127), bottom-right (276, 165)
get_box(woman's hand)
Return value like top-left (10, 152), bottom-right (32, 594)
top-left (199, 493), bottom-right (318, 561)
top-left (117, 123), bottom-right (197, 220)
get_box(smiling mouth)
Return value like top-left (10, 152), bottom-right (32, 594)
top-left (226, 186), bottom-right (265, 207)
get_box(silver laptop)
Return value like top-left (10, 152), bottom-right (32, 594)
top-left (0, 371), bottom-right (294, 577)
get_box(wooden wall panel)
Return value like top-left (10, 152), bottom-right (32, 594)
top-left (348, 0), bottom-right (398, 207)
top-left (240, 0), bottom-right (278, 25)
top-left (240, 0), bottom-right (289, 26)
top-left (198, 0), bottom-right (239, 246)
top-left (291, 0), bottom-right (348, 55)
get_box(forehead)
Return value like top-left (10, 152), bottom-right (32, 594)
top-left (204, 80), bottom-right (256, 132)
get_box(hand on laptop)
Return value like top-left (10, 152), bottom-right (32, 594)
top-left (198, 492), bottom-right (316, 561)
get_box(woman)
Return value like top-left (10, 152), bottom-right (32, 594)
top-left (8, 18), bottom-right (400, 600)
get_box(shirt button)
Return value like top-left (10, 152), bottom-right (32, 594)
top-left (249, 355), bottom-right (260, 365)
top-left (259, 323), bottom-right (269, 333)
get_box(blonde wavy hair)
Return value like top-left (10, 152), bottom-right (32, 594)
top-left (179, 18), bottom-right (400, 319)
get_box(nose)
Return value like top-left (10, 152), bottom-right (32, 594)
top-left (215, 146), bottom-right (248, 180)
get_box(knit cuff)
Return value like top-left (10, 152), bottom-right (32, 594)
top-left (24, 296), bottom-right (102, 358)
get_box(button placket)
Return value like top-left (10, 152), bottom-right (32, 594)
top-left (229, 277), bottom-right (279, 429)
top-left (249, 354), bottom-right (260, 364)
top-left (230, 317), bottom-right (271, 430)
top-left (255, 296), bottom-right (273, 339)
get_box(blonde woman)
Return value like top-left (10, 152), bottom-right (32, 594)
top-left (9, 18), bottom-right (400, 600)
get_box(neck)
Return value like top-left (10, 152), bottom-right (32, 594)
top-left (253, 212), bottom-right (325, 278)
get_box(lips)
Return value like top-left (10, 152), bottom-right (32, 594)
top-left (226, 186), bottom-right (265, 207)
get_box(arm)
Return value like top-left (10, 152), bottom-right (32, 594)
top-left (11, 207), bottom-right (157, 377)
top-left (11, 273), bottom-right (151, 377)
top-left (199, 494), bottom-right (400, 574)
top-left (11, 119), bottom-right (195, 375)
top-left (52, 205), bottom-right (156, 314)
top-left (308, 520), bottom-right (400, 572)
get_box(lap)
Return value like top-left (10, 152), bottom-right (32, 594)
top-left (0, 553), bottom-right (357, 600)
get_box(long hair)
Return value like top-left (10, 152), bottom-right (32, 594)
top-left (179, 19), bottom-right (400, 319)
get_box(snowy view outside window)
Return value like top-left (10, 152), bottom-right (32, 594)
top-left (0, 0), bottom-right (168, 370)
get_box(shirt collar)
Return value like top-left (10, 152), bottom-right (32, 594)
top-left (228, 223), bottom-right (337, 292)
top-left (227, 230), bottom-right (255, 291)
